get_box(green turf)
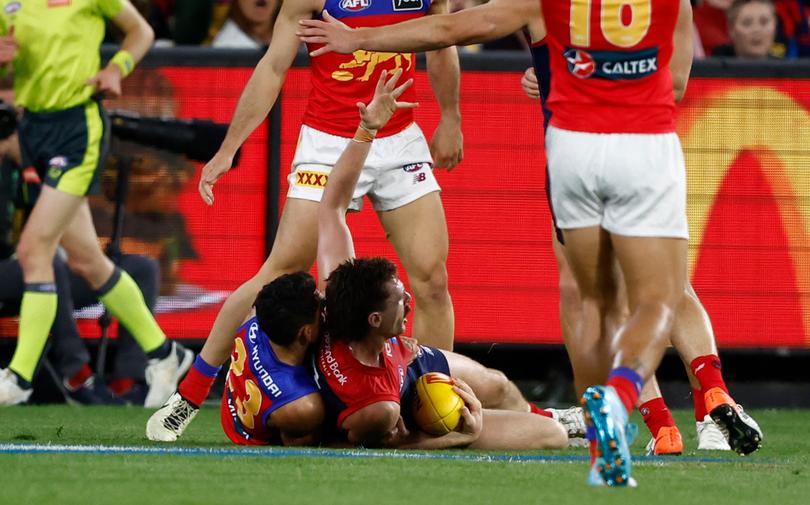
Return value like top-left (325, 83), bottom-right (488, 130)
top-left (0, 407), bottom-right (808, 505)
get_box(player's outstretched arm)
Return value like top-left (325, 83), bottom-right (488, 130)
top-left (198, 0), bottom-right (320, 206)
top-left (316, 69), bottom-right (417, 284)
top-left (298, 0), bottom-right (535, 57)
top-left (671, 0), bottom-right (694, 102)
top-left (87, 1), bottom-right (154, 98)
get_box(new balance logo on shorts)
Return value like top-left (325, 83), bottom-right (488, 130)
top-left (403, 163), bottom-right (427, 185)
top-left (564, 47), bottom-right (659, 81)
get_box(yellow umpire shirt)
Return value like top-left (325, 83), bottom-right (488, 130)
top-left (0, 0), bottom-right (125, 112)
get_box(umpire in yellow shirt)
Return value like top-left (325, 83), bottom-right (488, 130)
top-left (0, 1), bottom-right (193, 408)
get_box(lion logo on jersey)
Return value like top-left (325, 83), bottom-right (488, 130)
top-left (332, 50), bottom-right (414, 82)
top-left (564, 48), bottom-right (596, 79)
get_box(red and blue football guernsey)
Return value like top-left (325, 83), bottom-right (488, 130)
top-left (540, 0), bottom-right (679, 133)
top-left (304, 0), bottom-right (432, 138)
top-left (220, 318), bottom-right (319, 445)
top-left (313, 333), bottom-right (417, 429)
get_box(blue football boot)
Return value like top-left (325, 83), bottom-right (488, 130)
top-left (582, 385), bottom-right (634, 487)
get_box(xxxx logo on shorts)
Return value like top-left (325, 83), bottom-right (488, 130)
top-left (295, 170), bottom-right (328, 188)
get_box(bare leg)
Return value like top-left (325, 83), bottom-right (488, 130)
top-left (16, 186), bottom-right (83, 283)
top-left (671, 283), bottom-right (717, 390)
top-left (607, 235), bottom-right (687, 381)
top-left (199, 198), bottom-right (320, 366)
top-left (469, 409), bottom-right (568, 450)
top-left (553, 234), bottom-right (623, 394)
top-left (378, 192), bottom-right (454, 350)
top-left (444, 350), bottom-right (528, 412)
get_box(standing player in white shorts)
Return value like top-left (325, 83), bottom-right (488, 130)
top-left (146, 0), bottom-right (462, 434)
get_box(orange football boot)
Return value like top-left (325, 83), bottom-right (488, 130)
top-left (651, 426), bottom-right (684, 455)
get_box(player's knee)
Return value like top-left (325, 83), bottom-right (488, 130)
top-left (409, 264), bottom-right (449, 302)
top-left (481, 368), bottom-right (511, 406)
top-left (546, 421), bottom-right (569, 449)
top-left (16, 237), bottom-right (52, 273)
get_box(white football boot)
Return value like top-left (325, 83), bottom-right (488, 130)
top-left (0, 368), bottom-right (33, 406)
top-left (696, 415), bottom-right (731, 451)
top-left (146, 392), bottom-right (199, 442)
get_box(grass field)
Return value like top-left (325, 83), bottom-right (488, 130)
top-left (0, 407), bottom-right (807, 505)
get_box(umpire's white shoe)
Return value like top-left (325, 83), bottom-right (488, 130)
top-left (146, 392), bottom-right (199, 442)
top-left (0, 368), bottom-right (32, 406)
top-left (696, 415), bottom-right (731, 451)
top-left (144, 342), bottom-right (193, 409)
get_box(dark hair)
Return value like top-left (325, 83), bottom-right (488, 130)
top-left (324, 257), bottom-right (397, 342)
top-left (727, 0), bottom-right (774, 25)
top-left (254, 272), bottom-right (321, 346)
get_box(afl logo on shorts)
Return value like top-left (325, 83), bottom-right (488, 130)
top-left (340, 0), bottom-right (371, 11)
top-left (4, 2), bottom-right (21, 14)
top-left (564, 49), bottom-right (596, 79)
top-left (402, 163), bottom-right (424, 173)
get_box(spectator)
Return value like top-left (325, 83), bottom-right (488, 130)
top-left (695, 0), bottom-right (735, 55)
top-left (713, 0), bottom-right (781, 57)
top-left (210, 0), bottom-right (279, 49)
top-left (774, 0), bottom-right (810, 57)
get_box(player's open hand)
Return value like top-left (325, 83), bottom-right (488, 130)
top-left (0, 26), bottom-right (18, 65)
top-left (452, 378), bottom-right (483, 442)
top-left (521, 67), bottom-right (540, 100)
top-left (297, 10), bottom-right (358, 58)
top-left (87, 65), bottom-right (123, 98)
top-left (199, 151), bottom-right (234, 206)
top-left (358, 69), bottom-right (417, 132)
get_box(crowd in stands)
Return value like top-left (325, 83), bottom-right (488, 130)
top-left (130, 0), bottom-right (810, 59)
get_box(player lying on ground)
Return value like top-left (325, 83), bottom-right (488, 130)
top-left (147, 71), bottom-right (576, 448)
top-left (311, 69), bottom-right (567, 449)
top-left (298, 0), bottom-right (762, 460)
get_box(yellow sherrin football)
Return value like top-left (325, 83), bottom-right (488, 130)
top-left (412, 372), bottom-right (465, 436)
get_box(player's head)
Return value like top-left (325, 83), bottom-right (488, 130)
top-left (727, 0), bottom-right (776, 59)
top-left (324, 257), bottom-right (412, 342)
top-left (254, 271), bottom-right (323, 347)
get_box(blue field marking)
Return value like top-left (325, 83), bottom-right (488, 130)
top-left (0, 443), bottom-right (767, 464)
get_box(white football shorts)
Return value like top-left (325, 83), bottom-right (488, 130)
top-left (545, 125), bottom-right (689, 239)
top-left (288, 123), bottom-right (439, 211)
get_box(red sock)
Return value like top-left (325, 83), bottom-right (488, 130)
top-left (691, 387), bottom-right (707, 421)
top-left (109, 378), bottom-right (136, 396)
top-left (690, 355), bottom-right (729, 394)
top-left (178, 366), bottom-right (216, 407)
top-left (606, 377), bottom-right (640, 415)
top-left (639, 397), bottom-right (676, 438)
top-left (66, 364), bottom-right (93, 390)
top-left (529, 403), bottom-right (554, 418)
top-left (589, 439), bottom-right (598, 464)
